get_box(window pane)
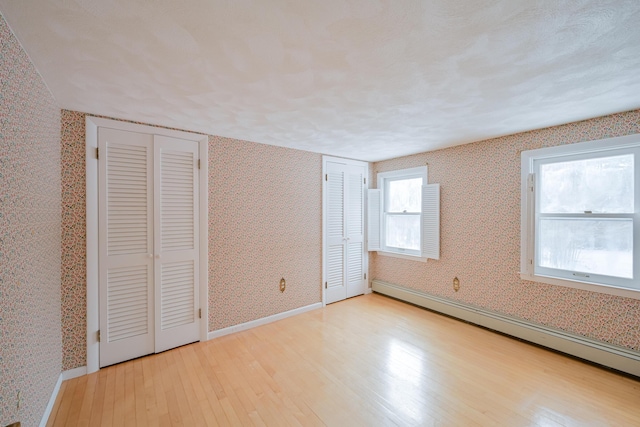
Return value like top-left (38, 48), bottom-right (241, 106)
top-left (538, 218), bottom-right (633, 278)
top-left (386, 214), bottom-right (420, 250)
top-left (388, 178), bottom-right (422, 212)
top-left (539, 154), bottom-right (633, 213)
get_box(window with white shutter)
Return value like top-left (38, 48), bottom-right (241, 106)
top-left (367, 166), bottom-right (440, 261)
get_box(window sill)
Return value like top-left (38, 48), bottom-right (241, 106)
top-left (376, 251), bottom-right (427, 263)
top-left (520, 272), bottom-right (640, 300)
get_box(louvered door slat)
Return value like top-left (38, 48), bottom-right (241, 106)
top-left (347, 173), bottom-right (363, 236)
top-left (106, 258), bottom-right (149, 342)
top-left (347, 242), bottom-right (363, 283)
top-left (100, 128), bottom-right (201, 367)
top-left (161, 150), bottom-right (195, 251)
top-left (327, 172), bottom-right (344, 239)
top-left (324, 160), bottom-right (367, 304)
top-left (327, 245), bottom-right (344, 289)
top-left (99, 127), bottom-right (155, 368)
top-left (161, 260), bottom-right (195, 330)
top-left (154, 136), bottom-right (200, 353)
top-left (107, 143), bottom-right (149, 256)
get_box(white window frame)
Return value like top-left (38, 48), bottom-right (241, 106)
top-left (521, 133), bottom-right (640, 300)
top-left (376, 166), bottom-right (429, 261)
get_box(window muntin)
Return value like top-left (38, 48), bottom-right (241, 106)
top-left (522, 136), bottom-right (640, 298)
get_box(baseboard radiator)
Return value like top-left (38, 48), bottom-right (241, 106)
top-left (372, 280), bottom-right (640, 378)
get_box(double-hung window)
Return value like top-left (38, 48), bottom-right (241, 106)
top-left (521, 134), bottom-right (640, 298)
top-left (368, 166), bottom-right (440, 261)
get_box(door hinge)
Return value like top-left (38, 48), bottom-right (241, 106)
top-left (97, 330), bottom-right (101, 342)
top-left (96, 147), bottom-right (99, 160)
top-left (364, 178), bottom-right (366, 185)
top-left (325, 174), bottom-right (328, 181)
top-left (529, 259), bottom-right (533, 265)
top-left (324, 281), bottom-right (327, 289)
top-left (364, 273), bottom-right (367, 280)
top-left (198, 159), bottom-right (201, 169)
top-left (528, 173), bottom-right (535, 192)
top-left (198, 308), bottom-right (202, 319)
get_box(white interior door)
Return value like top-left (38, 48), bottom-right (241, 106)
top-left (324, 158), bottom-right (367, 304)
top-left (325, 162), bottom-right (347, 304)
top-left (154, 136), bottom-right (200, 353)
top-left (99, 129), bottom-right (200, 367)
top-left (99, 128), bottom-right (155, 367)
top-left (345, 166), bottom-right (366, 298)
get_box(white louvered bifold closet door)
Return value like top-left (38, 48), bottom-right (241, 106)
top-left (99, 128), bottom-right (155, 367)
top-left (154, 136), bottom-right (200, 353)
top-left (324, 160), bottom-right (367, 304)
top-left (325, 162), bottom-right (347, 304)
top-left (345, 167), bottom-right (366, 298)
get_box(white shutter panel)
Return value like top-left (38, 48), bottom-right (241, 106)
top-left (367, 189), bottom-right (382, 251)
top-left (421, 184), bottom-right (440, 260)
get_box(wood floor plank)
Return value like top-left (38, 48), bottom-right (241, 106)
top-left (88, 369), bottom-right (108, 426)
top-left (47, 294), bottom-right (640, 426)
top-left (46, 380), bottom-right (67, 427)
top-left (51, 375), bottom-right (77, 427)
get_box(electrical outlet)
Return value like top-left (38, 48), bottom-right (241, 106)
top-left (279, 278), bottom-right (286, 293)
top-left (453, 277), bottom-right (460, 292)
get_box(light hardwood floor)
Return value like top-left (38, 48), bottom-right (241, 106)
top-left (48, 293), bottom-right (640, 426)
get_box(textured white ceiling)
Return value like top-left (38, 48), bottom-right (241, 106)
top-left (1, 1), bottom-right (639, 161)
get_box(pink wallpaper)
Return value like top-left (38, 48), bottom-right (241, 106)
top-left (371, 109), bottom-right (640, 351)
top-left (0, 13), bottom-right (62, 427)
top-left (60, 110), bottom-right (88, 370)
top-left (209, 135), bottom-right (322, 330)
top-left (60, 114), bottom-right (323, 369)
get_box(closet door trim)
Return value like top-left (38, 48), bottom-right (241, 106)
top-left (86, 116), bottom-right (209, 374)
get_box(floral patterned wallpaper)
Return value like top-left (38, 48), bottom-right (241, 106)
top-left (208, 135), bottom-right (322, 330)
top-left (60, 112), bottom-right (323, 369)
top-left (0, 13), bottom-right (62, 427)
top-left (371, 109), bottom-right (640, 351)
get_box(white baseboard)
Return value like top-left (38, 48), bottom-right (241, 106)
top-left (372, 280), bottom-right (640, 377)
top-left (39, 374), bottom-right (63, 427)
top-left (208, 302), bottom-right (323, 340)
top-left (62, 366), bottom-right (87, 380)
top-left (40, 366), bottom-right (87, 426)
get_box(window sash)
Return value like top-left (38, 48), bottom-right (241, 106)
top-left (534, 213), bottom-right (634, 284)
top-left (383, 212), bottom-right (421, 254)
top-left (383, 176), bottom-right (422, 254)
top-left (528, 144), bottom-right (640, 291)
